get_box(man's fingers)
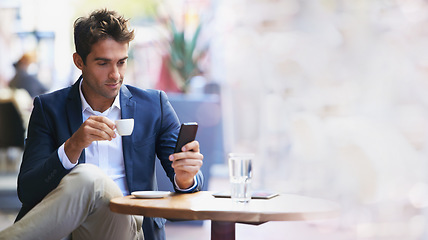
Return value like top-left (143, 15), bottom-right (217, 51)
top-left (181, 141), bottom-right (200, 152)
top-left (88, 115), bottom-right (115, 125)
top-left (85, 116), bottom-right (116, 139)
top-left (169, 151), bottom-right (204, 162)
top-left (171, 158), bottom-right (203, 167)
top-left (170, 156), bottom-right (203, 173)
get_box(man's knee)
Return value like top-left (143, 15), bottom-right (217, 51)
top-left (60, 164), bottom-right (122, 200)
top-left (70, 163), bottom-right (105, 179)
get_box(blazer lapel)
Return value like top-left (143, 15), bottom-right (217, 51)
top-left (120, 85), bottom-right (136, 190)
top-left (66, 76), bottom-right (85, 163)
top-left (120, 85), bottom-right (135, 120)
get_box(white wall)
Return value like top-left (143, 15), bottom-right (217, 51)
top-left (211, 1), bottom-right (428, 239)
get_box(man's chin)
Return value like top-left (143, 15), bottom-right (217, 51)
top-left (101, 88), bottom-right (120, 100)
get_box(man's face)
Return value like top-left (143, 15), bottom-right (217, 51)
top-left (76, 38), bottom-right (129, 105)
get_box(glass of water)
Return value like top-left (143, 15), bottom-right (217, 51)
top-left (228, 153), bottom-right (254, 203)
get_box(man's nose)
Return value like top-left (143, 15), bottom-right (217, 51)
top-left (109, 65), bottom-right (120, 80)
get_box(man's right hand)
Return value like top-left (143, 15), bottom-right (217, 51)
top-left (64, 116), bottom-right (116, 164)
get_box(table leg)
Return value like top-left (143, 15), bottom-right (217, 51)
top-left (211, 221), bottom-right (235, 240)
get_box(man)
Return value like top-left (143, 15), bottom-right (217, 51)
top-left (0, 9), bottom-right (203, 240)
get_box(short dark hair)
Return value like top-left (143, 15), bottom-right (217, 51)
top-left (73, 9), bottom-right (135, 64)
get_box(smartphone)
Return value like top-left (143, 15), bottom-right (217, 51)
top-left (174, 122), bottom-right (198, 153)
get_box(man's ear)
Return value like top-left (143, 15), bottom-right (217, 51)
top-left (73, 53), bottom-right (84, 70)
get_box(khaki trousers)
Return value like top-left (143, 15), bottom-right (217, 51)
top-left (0, 164), bottom-right (144, 240)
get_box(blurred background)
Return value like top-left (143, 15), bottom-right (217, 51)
top-left (2, 0), bottom-right (428, 239)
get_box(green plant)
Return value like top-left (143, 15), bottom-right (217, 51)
top-left (168, 19), bottom-right (205, 92)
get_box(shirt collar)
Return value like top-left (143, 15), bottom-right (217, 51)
top-left (79, 79), bottom-right (121, 115)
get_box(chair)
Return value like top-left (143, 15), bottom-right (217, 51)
top-left (0, 101), bottom-right (25, 209)
top-left (0, 101), bottom-right (25, 149)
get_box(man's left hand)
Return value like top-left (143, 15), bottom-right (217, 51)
top-left (169, 140), bottom-right (203, 189)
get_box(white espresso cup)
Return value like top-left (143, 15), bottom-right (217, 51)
top-left (115, 119), bottom-right (134, 136)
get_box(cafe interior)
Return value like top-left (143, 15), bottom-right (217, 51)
top-left (2, 0), bottom-right (428, 239)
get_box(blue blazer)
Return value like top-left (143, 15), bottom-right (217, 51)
top-left (16, 77), bottom-right (203, 240)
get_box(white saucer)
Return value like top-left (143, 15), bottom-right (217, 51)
top-left (131, 191), bottom-right (172, 199)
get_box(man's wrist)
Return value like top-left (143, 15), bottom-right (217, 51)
top-left (58, 143), bottom-right (77, 169)
top-left (174, 175), bottom-right (197, 192)
top-left (64, 138), bottom-right (81, 164)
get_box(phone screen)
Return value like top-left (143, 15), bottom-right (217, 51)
top-left (174, 122), bottom-right (198, 153)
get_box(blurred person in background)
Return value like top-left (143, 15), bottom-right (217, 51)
top-left (9, 52), bottom-right (48, 98)
top-left (0, 9), bottom-right (203, 240)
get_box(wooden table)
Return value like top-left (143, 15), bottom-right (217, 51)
top-left (110, 191), bottom-right (340, 240)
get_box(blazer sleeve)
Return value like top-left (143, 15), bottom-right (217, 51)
top-left (155, 91), bottom-right (203, 192)
top-left (17, 96), bottom-right (70, 209)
